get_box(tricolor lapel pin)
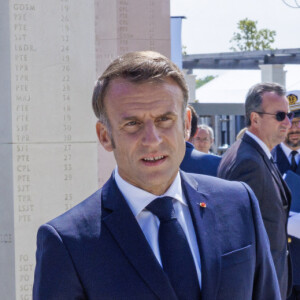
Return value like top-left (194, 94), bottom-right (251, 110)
top-left (199, 202), bottom-right (206, 208)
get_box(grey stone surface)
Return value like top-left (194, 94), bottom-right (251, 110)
top-left (1, 1), bottom-right (97, 299)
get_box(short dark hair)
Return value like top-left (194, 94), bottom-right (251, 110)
top-left (188, 105), bottom-right (198, 138)
top-left (245, 82), bottom-right (286, 126)
top-left (92, 51), bottom-right (189, 127)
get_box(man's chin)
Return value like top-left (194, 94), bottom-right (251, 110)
top-left (286, 140), bottom-right (300, 148)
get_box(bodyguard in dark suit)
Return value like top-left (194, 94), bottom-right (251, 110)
top-left (272, 90), bottom-right (300, 300)
top-left (218, 82), bottom-right (293, 299)
top-left (33, 52), bottom-right (280, 299)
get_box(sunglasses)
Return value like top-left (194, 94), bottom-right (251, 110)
top-left (255, 111), bottom-right (294, 122)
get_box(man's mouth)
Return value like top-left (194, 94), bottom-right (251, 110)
top-left (289, 132), bottom-right (300, 136)
top-left (142, 155), bottom-right (165, 162)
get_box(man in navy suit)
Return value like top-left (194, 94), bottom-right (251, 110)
top-left (33, 51), bottom-right (280, 299)
top-left (272, 90), bottom-right (300, 300)
top-left (218, 83), bottom-right (293, 299)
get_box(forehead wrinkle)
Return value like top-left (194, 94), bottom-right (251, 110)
top-left (119, 95), bottom-right (179, 112)
top-left (262, 98), bottom-right (289, 113)
top-left (119, 110), bottom-right (178, 122)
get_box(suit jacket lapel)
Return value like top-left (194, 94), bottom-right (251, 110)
top-left (243, 134), bottom-right (290, 206)
top-left (181, 171), bottom-right (220, 300)
top-left (297, 164), bottom-right (300, 176)
top-left (275, 145), bottom-right (291, 175)
top-left (101, 175), bottom-right (177, 300)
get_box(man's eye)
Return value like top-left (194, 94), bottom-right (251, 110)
top-left (126, 121), bottom-right (137, 126)
top-left (158, 116), bottom-right (171, 122)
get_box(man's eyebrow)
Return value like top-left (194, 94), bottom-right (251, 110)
top-left (122, 116), bottom-right (139, 121)
top-left (121, 112), bottom-right (177, 121)
top-left (158, 111), bottom-right (177, 117)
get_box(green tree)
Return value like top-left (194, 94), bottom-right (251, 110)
top-left (230, 18), bottom-right (276, 51)
top-left (196, 75), bottom-right (216, 89)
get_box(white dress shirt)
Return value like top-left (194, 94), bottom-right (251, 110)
top-left (279, 143), bottom-right (300, 237)
top-left (245, 131), bottom-right (272, 159)
top-left (288, 212), bottom-right (300, 239)
top-left (114, 168), bottom-right (202, 287)
top-left (280, 142), bottom-right (300, 165)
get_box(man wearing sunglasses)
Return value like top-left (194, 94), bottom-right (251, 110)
top-left (272, 90), bottom-right (300, 300)
top-left (218, 82), bottom-right (293, 300)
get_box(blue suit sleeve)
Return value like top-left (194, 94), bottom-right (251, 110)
top-left (241, 182), bottom-right (281, 300)
top-left (33, 224), bottom-right (86, 300)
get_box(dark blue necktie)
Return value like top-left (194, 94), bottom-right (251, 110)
top-left (146, 196), bottom-right (201, 300)
top-left (291, 150), bottom-right (298, 172)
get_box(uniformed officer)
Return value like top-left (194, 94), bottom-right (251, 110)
top-left (272, 90), bottom-right (300, 300)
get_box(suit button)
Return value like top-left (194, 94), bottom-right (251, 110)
top-left (286, 250), bottom-right (289, 256)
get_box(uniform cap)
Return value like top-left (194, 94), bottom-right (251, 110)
top-left (287, 90), bottom-right (300, 118)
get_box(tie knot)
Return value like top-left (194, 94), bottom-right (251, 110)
top-left (146, 196), bottom-right (175, 222)
top-left (291, 150), bottom-right (298, 158)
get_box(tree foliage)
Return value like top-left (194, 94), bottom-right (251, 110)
top-left (230, 18), bottom-right (276, 51)
top-left (196, 75), bottom-right (216, 89)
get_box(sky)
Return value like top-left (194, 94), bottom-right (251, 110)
top-left (170, 0), bottom-right (300, 77)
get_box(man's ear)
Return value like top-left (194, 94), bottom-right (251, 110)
top-left (184, 107), bottom-right (192, 141)
top-left (96, 121), bottom-right (114, 152)
top-left (250, 112), bottom-right (259, 127)
top-left (184, 107), bottom-right (191, 141)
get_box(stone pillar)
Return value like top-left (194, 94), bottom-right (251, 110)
top-left (0, 2), bottom-right (98, 299)
top-left (0, 1), bottom-right (170, 299)
top-left (259, 64), bottom-right (286, 87)
top-left (184, 72), bottom-right (197, 103)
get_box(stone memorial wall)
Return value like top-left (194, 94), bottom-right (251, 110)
top-left (0, 1), bottom-right (170, 299)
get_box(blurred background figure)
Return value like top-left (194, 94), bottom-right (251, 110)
top-left (272, 90), bottom-right (300, 300)
top-left (187, 105), bottom-right (198, 141)
top-left (192, 124), bottom-right (215, 154)
top-left (181, 106), bottom-right (221, 176)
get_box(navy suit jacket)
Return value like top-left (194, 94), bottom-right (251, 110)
top-left (180, 142), bottom-right (221, 176)
top-left (218, 133), bottom-right (292, 299)
top-left (33, 171), bottom-right (280, 300)
top-left (271, 144), bottom-right (300, 176)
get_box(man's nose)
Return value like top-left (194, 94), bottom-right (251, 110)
top-left (142, 121), bottom-right (162, 146)
top-left (283, 115), bottom-right (292, 128)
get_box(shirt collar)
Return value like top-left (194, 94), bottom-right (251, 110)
top-left (114, 168), bottom-right (186, 217)
top-left (281, 142), bottom-right (300, 157)
top-left (185, 141), bottom-right (194, 149)
top-left (280, 142), bottom-right (293, 158)
top-left (245, 130), bottom-right (272, 159)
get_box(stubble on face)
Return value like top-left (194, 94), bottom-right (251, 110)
top-left (285, 118), bottom-right (300, 149)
